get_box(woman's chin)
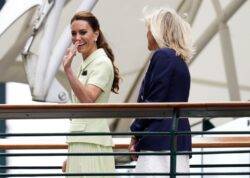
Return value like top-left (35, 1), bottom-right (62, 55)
top-left (77, 47), bottom-right (84, 53)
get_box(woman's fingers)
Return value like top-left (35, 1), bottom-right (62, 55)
top-left (63, 47), bottom-right (76, 69)
top-left (62, 159), bottom-right (67, 172)
top-left (129, 145), bottom-right (138, 161)
top-left (129, 138), bottom-right (138, 161)
top-left (68, 46), bottom-right (76, 58)
top-left (72, 45), bottom-right (77, 56)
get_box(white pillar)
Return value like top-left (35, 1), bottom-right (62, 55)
top-left (33, 0), bottom-right (66, 101)
top-left (212, 0), bottom-right (241, 101)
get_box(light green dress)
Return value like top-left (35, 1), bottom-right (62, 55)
top-left (66, 48), bottom-right (115, 177)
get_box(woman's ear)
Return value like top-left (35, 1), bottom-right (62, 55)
top-left (94, 31), bottom-right (99, 41)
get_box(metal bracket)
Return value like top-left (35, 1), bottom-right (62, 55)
top-left (22, 0), bottom-right (55, 56)
top-left (33, 0), bottom-right (55, 31)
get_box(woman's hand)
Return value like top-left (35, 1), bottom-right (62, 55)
top-left (128, 136), bottom-right (138, 161)
top-left (63, 45), bottom-right (77, 71)
top-left (62, 159), bottom-right (67, 172)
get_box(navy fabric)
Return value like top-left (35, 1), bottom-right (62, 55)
top-left (130, 48), bottom-right (191, 152)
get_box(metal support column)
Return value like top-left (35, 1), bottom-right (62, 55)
top-left (0, 1), bottom-right (6, 174)
top-left (0, 83), bottom-right (6, 174)
top-left (170, 108), bottom-right (179, 178)
top-left (212, 0), bottom-right (241, 101)
top-left (0, 1), bottom-right (6, 175)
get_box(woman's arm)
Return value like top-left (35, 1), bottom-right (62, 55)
top-left (63, 47), bottom-right (102, 103)
top-left (64, 68), bottom-right (102, 103)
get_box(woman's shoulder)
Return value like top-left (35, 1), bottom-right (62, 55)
top-left (154, 48), bottom-right (176, 57)
top-left (153, 48), bottom-right (186, 65)
top-left (151, 48), bottom-right (177, 64)
top-left (92, 55), bottom-right (113, 72)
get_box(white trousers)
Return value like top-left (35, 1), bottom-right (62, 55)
top-left (133, 151), bottom-right (190, 178)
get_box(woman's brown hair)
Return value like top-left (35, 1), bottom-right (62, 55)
top-left (71, 11), bottom-right (120, 93)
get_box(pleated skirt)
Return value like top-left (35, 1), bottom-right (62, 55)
top-left (66, 142), bottom-right (115, 178)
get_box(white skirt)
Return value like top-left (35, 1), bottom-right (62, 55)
top-left (133, 151), bottom-right (189, 178)
top-left (66, 142), bottom-right (115, 178)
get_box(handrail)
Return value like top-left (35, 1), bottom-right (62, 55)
top-left (1, 102), bottom-right (250, 108)
top-left (0, 102), bottom-right (250, 119)
top-left (1, 137), bottom-right (250, 150)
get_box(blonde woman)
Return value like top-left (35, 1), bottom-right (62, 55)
top-left (129, 7), bottom-right (194, 177)
top-left (62, 11), bottom-right (120, 177)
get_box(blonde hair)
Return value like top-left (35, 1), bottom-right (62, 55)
top-left (144, 7), bottom-right (195, 62)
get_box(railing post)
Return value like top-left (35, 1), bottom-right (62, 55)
top-left (170, 108), bottom-right (179, 178)
top-left (0, 0), bottom-right (7, 173)
top-left (0, 83), bottom-right (6, 176)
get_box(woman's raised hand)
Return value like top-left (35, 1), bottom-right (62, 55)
top-left (63, 44), bottom-right (77, 70)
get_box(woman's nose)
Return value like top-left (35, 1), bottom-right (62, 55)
top-left (75, 33), bottom-right (81, 40)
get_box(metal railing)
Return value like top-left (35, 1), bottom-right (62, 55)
top-left (0, 102), bottom-right (250, 177)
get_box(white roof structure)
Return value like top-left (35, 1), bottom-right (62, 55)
top-left (0, 0), bottom-right (249, 129)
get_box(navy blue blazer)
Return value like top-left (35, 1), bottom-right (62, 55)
top-left (130, 48), bottom-right (191, 152)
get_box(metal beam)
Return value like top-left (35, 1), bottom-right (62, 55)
top-left (177, 0), bottom-right (202, 25)
top-left (190, 0), bottom-right (247, 63)
top-left (212, 0), bottom-right (241, 101)
top-left (187, 0), bottom-right (203, 25)
top-left (177, 0), bottom-right (192, 13)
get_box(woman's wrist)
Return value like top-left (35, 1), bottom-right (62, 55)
top-left (131, 135), bottom-right (137, 140)
top-left (64, 66), bottom-right (73, 73)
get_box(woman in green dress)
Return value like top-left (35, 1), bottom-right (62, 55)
top-left (62, 11), bottom-right (120, 177)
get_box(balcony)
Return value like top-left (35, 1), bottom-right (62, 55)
top-left (0, 102), bottom-right (250, 177)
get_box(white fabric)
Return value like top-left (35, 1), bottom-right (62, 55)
top-left (133, 151), bottom-right (189, 178)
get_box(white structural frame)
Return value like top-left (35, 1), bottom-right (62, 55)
top-left (211, 0), bottom-right (241, 101)
top-left (0, 0), bottom-right (247, 103)
top-left (43, 0), bottom-right (98, 100)
top-left (23, 0), bottom-right (98, 102)
top-left (191, 0), bottom-right (247, 61)
top-left (33, 0), bottom-right (66, 100)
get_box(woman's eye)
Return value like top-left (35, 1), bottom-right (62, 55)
top-left (71, 31), bottom-right (76, 36)
top-left (79, 30), bottom-right (87, 35)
